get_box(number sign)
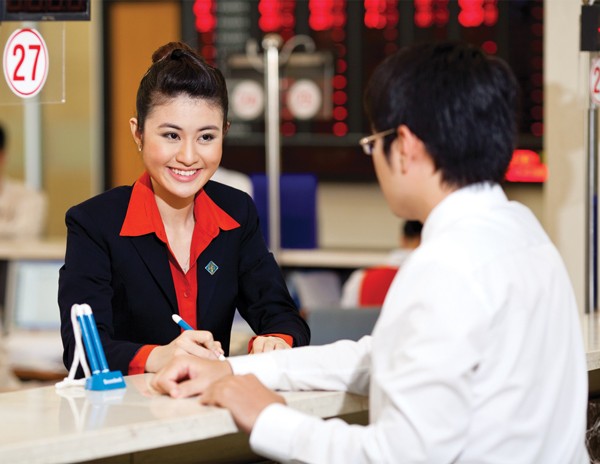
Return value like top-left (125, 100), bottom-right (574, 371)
top-left (3, 28), bottom-right (49, 99)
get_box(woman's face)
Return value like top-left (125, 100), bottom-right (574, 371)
top-left (130, 95), bottom-right (225, 205)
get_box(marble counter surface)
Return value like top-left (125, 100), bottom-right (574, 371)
top-left (0, 374), bottom-right (368, 464)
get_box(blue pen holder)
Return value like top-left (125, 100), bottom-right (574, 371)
top-left (85, 371), bottom-right (126, 391)
top-left (75, 304), bottom-right (126, 391)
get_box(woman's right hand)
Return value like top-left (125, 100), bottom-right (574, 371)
top-left (145, 330), bottom-right (224, 373)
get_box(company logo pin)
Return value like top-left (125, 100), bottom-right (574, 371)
top-left (205, 261), bottom-right (219, 275)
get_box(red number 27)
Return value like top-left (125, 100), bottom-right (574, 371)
top-left (11, 44), bottom-right (42, 82)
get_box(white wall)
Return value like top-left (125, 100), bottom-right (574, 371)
top-left (544, 2), bottom-right (588, 313)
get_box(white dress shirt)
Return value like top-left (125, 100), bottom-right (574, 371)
top-left (230, 183), bottom-right (589, 463)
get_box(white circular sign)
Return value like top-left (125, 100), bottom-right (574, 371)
top-left (286, 79), bottom-right (322, 120)
top-left (231, 80), bottom-right (264, 120)
top-left (3, 28), bottom-right (49, 99)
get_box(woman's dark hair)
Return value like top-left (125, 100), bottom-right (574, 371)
top-left (364, 41), bottom-right (519, 187)
top-left (135, 41), bottom-right (228, 132)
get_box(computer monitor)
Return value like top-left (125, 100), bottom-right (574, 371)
top-left (4, 259), bottom-right (63, 332)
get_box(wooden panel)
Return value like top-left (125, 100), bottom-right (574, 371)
top-left (108, 1), bottom-right (181, 188)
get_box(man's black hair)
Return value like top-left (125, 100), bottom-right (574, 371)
top-left (364, 41), bottom-right (520, 187)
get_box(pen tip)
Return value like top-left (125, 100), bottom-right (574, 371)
top-left (172, 314), bottom-right (181, 323)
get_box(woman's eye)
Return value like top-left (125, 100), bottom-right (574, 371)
top-left (164, 132), bottom-right (179, 140)
top-left (199, 133), bottom-right (215, 143)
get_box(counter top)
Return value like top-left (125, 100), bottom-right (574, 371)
top-left (0, 374), bottom-right (369, 464)
top-left (0, 238), bottom-right (392, 269)
top-left (0, 238), bottom-right (66, 260)
top-left (278, 248), bottom-right (390, 268)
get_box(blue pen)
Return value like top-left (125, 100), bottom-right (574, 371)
top-left (76, 306), bottom-right (101, 374)
top-left (172, 314), bottom-right (194, 331)
top-left (171, 314), bottom-right (226, 360)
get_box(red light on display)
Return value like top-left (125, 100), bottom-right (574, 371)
top-left (258, 0), bottom-right (296, 34)
top-left (333, 107), bottom-right (348, 120)
top-left (530, 122), bottom-right (543, 137)
top-left (333, 90), bottom-right (347, 105)
top-left (193, 0), bottom-right (216, 33)
top-left (201, 45), bottom-right (216, 60)
top-left (505, 149), bottom-right (547, 183)
top-left (414, 0), bottom-right (433, 28)
top-left (336, 59), bottom-right (347, 73)
top-left (332, 75), bottom-right (347, 89)
top-left (335, 43), bottom-right (347, 57)
top-left (481, 40), bottom-right (497, 54)
top-left (384, 43), bottom-right (398, 54)
top-left (530, 89), bottom-right (543, 104)
top-left (333, 122), bottom-right (348, 136)
top-left (259, 15), bottom-right (281, 32)
top-left (308, 0), bottom-right (346, 29)
top-left (385, 1), bottom-right (399, 28)
top-left (331, 28), bottom-right (345, 41)
top-left (364, 0), bottom-right (387, 29)
top-left (482, 0), bottom-right (497, 26)
top-left (433, 0), bottom-right (449, 26)
top-left (309, 0), bottom-right (334, 31)
top-left (530, 106), bottom-right (543, 120)
top-left (458, 0), bottom-right (484, 28)
top-left (282, 122), bottom-right (296, 137)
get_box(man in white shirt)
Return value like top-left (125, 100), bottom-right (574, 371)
top-left (151, 41), bottom-right (589, 463)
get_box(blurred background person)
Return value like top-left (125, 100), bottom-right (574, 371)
top-left (340, 220), bottom-right (422, 308)
top-left (0, 124), bottom-right (47, 239)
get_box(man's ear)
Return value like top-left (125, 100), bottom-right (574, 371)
top-left (392, 125), bottom-right (415, 174)
top-left (396, 125), bottom-right (425, 171)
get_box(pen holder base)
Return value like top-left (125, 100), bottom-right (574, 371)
top-left (85, 371), bottom-right (126, 391)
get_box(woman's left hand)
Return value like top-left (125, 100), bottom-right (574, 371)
top-left (250, 336), bottom-right (291, 353)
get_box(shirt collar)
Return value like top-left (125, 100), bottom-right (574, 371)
top-left (422, 182), bottom-right (507, 243)
top-left (120, 172), bottom-right (240, 240)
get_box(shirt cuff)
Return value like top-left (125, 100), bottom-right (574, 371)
top-left (128, 345), bottom-right (158, 375)
top-left (228, 352), bottom-right (281, 388)
top-left (249, 402), bottom-right (309, 463)
top-left (247, 333), bottom-right (294, 353)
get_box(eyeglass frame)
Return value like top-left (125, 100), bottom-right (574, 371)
top-left (358, 128), bottom-right (396, 156)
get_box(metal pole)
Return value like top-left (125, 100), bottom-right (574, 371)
top-left (23, 22), bottom-right (42, 191)
top-left (262, 34), bottom-right (283, 259)
top-left (587, 53), bottom-right (599, 314)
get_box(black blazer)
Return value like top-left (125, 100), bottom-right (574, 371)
top-left (58, 180), bottom-right (310, 375)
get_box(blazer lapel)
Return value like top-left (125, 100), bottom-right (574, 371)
top-left (130, 234), bottom-right (178, 313)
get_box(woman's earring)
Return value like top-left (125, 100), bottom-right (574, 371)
top-left (138, 145), bottom-right (142, 152)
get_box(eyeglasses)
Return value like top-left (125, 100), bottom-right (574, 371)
top-left (358, 128), bottom-right (396, 156)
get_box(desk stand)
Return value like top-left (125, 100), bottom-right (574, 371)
top-left (56, 304), bottom-right (125, 391)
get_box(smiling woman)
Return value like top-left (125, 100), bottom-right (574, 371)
top-left (58, 41), bottom-right (310, 378)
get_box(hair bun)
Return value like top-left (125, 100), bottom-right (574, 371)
top-left (151, 41), bottom-right (194, 63)
top-left (171, 49), bottom-right (185, 60)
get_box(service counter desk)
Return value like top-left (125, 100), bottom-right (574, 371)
top-left (0, 238), bottom-right (66, 260)
top-left (0, 239), bottom-right (391, 269)
top-left (0, 374), bottom-right (369, 464)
